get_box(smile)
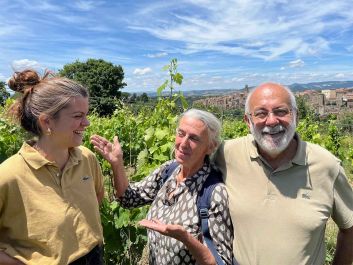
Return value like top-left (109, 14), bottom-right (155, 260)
top-left (262, 125), bottom-right (285, 135)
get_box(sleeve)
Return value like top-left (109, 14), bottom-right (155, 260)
top-left (208, 184), bottom-right (234, 265)
top-left (119, 160), bottom-right (174, 208)
top-left (332, 165), bottom-right (353, 229)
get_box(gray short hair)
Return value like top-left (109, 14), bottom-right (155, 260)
top-left (178, 108), bottom-right (222, 149)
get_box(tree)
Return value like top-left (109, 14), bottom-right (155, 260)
top-left (296, 95), bottom-right (315, 120)
top-left (0, 81), bottom-right (10, 106)
top-left (138, 93), bottom-right (149, 102)
top-left (59, 59), bottom-right (126, 116)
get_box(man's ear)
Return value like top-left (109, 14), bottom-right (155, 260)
top-left (295, 109), bottom-right (299, 124)
top-left (244, 114), bottom-right (251, 129)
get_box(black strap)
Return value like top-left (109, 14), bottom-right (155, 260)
top-left (160, 161), bottom-right (179, 184)
top-left (197, 169), bottom-right (226, 265)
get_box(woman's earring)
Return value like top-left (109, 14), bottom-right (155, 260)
top-left (46, 128), bottom-right (52, 136)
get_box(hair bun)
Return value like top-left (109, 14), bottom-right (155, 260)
top-left (8, 70), bottom-right (40, 93)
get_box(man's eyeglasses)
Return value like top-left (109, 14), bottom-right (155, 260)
top-left (248, 108), bottom-right (293, 121)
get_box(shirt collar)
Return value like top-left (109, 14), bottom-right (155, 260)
top-left (247, 133), bottom-right (307, 166)
top-left (19, 141), bottom-right (83, 170)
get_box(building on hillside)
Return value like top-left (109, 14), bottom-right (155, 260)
top-left (193, 91), bottom-right (248, 110)
top-left (342, 93), bottom-right (353, 108)
top-left (322, 89), bottom-right (336, 100)
top-left (193, 87), bottom-right (353, 116)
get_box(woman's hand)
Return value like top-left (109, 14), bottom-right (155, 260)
top-left (90, 135), bottom-right (123, 165)
top-left (139, 219), bottom-right (217, 265)
top-left (91, 134), bottom-right (129, 197)
top-left (139, 219), bottom-right (187, 242)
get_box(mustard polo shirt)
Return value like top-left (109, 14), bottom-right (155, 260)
top-left (215, 134), bottom-right (353, 265)
top-left (0, 142), bottom-right (104, 265)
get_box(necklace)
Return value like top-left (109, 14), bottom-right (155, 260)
top-left (33, 143), bottom-right (69, 171)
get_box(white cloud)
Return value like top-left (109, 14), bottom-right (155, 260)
top-left (289, 59), bottom-right (305, 68)
top-left (146, 52), bottom-right (168, 58)
top-left (335, 73), bottom-right (345, 78)
top-left (130, 0), bottom-right (353, 59)
top-left (133, 67), bottom-right (152, 75)
top-left (74, 0), bottom-right (103, 11)
top-left (11, 59), bottom-right (41, 72)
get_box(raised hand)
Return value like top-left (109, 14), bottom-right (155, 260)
top-left (90, 135), bottom-right (123, 165)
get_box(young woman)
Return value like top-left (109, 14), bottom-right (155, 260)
top-left (0, 70), bottom-right (104, 265)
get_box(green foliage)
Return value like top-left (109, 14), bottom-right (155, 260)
top-left (323, 121), bottom-right (342, 158)
top-left (297, 118), bottom-right (344, 160)
top-left (99, 199), bottom-right (148, 264)
top-left (297, 118), bottom-right (322, 145)
top-left (337, 110), bottom-right (353, 133)
top-left (0, 101), bottom-right (29, 162)
top-left (222, 119), bottom-right (249, 139)
top-left (296, 95), bottom-right (316, 120)
top-left (157, 58), bottom-right (183, 97)
top-left (0, 81), bottom-right (10, 106)
top-left (138, 93), bottom-right (149, 102)
top-left (59, 59), bottom-right (126, 116)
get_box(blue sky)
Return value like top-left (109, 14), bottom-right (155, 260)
top-left (1, 0), bottom-right (353, 93)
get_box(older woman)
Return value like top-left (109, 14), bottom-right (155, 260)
top-left (0, 70), bottom-right (104, 265)
top-left (91, 109), bottom-right (234, 265)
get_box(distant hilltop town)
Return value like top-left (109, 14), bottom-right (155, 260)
top-left (194, 86), bottom-right (353, 116)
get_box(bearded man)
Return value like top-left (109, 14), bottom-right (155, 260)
top-left (215, 82), bottom-right (353, 265)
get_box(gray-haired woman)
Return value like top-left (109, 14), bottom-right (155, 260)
top-left (91, 109), bottom-right (234, 265)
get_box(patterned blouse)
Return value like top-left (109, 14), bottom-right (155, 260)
top-left (119, 160), bottom-right (234, 265)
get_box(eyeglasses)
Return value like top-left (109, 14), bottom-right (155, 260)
top-left (248, 108), bottom-right (293, 121)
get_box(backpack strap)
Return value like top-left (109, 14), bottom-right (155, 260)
top-left (197, 168), bottom-right (226, 265)
top-left (162, 162), bottom-right (238, 265)
top-left (160, 161), bottom-right (179, 184)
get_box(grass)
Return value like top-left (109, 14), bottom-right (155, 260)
top-left (325, 219), bottom-right (338, 264)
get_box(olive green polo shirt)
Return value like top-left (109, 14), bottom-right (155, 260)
top-left (0, 142), bottom-right (104, 265)
top-left (215, 134), bottom-right (353, 265)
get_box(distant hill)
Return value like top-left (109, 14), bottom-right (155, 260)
top-left (145, 81), bottom-right (353, 98)
top-left (288, 81), bottom-right (353, 92)
top-left (146, 89), bottom-right (238, 98)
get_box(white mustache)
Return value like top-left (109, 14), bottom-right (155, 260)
top-left (262, 125), bottom-right (286, 134)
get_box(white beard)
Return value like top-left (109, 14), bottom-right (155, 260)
top-left (250, 120), bottom-right (296, 156)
